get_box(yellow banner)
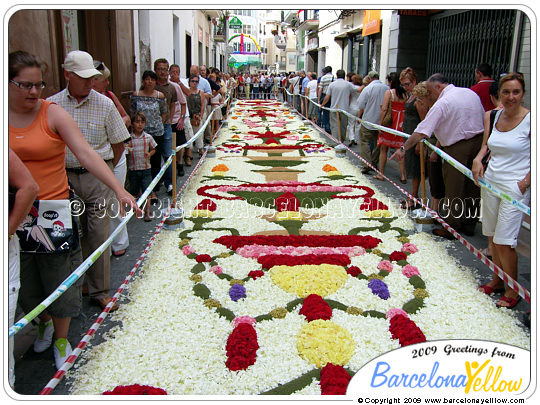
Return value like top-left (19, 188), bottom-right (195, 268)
top-left (362, 10), bottom-right (381, 36)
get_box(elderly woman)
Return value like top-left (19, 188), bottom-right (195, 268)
top-left (472, 73), bottom-right (530, 309)
top-left (9, 51), bottom-right (139, 369)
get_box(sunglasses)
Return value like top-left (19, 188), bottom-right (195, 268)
top-left (10, 79), bottom-right (46, 91)
top-left (190, 80), bottom-right (199, 83)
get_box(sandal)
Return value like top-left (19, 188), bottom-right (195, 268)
top-left (496, 295), bottom-right (521, 309)
top-left (400, 199), bottom-right (421, 210)
top-left (373, 174), bottom-right (385, 181)
top-left (480, 248), bottom-right (492, 260)
top-left (478, 284), bottom-right (505, 295)
top-left (144, 215), bottom-right (152, 222)
top-left (185, 157), bottom-right (192, 166)
top-left (400, 178), bottom-right (407, 184)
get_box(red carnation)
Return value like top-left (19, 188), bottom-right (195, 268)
top-left (103, 384), bottom-right (167, 395)
top-left (195, 254), bottom-right (212, 263)
top-left (258, 254), bottom-right (350, 269)
top-left (346, 266), bottom-right (362, 277)
top-left (248, 270), bottom-right (265, 279)
top-left (319, 364), bottom-right (351, 395)
top-left (389, 315), bottom-right (426, 347)
top-left (195, 198), bottom-right (217, 211)
top-left (359, 198), bottom-right (389, 211)
top-left (275, 192), bottom-right (300, 212)
top-left (225, 323), bottom-right (259, 371)
top-left (389, 251), bottom-right (408, 262)
top-left (299, 294), bottom-right (332, 322)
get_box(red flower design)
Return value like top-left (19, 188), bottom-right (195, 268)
top-left (195, 254), bottom-right (212, 263)
top-left (214, 235), bottom-right (381, 250)
top-left (195, 198), bottom-right (217, 211)
top-left (389, 251), bottom-right (408, 262)
top-left (258, 254), bottom-right (350, 269)
top-left (103, 384), bottom-right (167, 395)
top-left (248, 270), bottom-right (265, 279)
top-left (299, 294), bottom-right (332, 322)
top-left (359, 198), bottom-right (389, 211)
top-left (319, 364), bottom-right (351, 395)
top-left (346, 266), bottom-right (362, 277)
top-left (389, 315), bottom-right (426, 346)
top-left (275, 192), bottom-right (300, 212)
top-left (225, 323), bottom-right (259, 371)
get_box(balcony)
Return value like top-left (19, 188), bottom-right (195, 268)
top-left (203, 10), bottom-right (220, 19)
top-left (297, 10), bottom-right (319, 31)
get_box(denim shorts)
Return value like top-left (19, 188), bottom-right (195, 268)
top-left (128, 168), bottom-right (152, 196)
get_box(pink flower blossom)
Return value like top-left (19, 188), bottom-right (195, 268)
top-left (209, 265), bottom-right (223, 275)
top-left (233, 315), bottom-right (257, 328)
top-left (386, 308), bottom-right (409, 320)
top-left (402, 264), bottom-right (420, 278)
top-left (401, 243), bottom-right (419, 254)
top-left (182, 245), bottom-right (196, 255)
top-left (377, 260), bottom-right (394, 272)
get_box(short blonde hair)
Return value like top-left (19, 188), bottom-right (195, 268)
top-left (412, 81), bottom-right (428, 98)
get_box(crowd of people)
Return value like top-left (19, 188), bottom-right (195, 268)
top-left (7, 46), bottom-right (530, 389)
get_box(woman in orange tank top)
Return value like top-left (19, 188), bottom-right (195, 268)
top-left (8, 51), bottom-right (141, 370)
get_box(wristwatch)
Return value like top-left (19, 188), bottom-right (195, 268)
top-left (400, 146), bottom-right (406, 152)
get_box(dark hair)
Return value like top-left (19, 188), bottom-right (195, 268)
top-left (142, 70), bottom-right (158, 81)
top-left (499, 72), bottom-right (526, 93)
top-left (476, 63), bottom-right (492, 77)
top-left (388, 72), bottom-right (406, 99)
top-left (310, 72), bottom-right (317, 80)
top-left (153, 58), bottom-right (169, 69)
top-left (169, 64), bottom-right (180, 71)
top-left (325, 66), bottom-right (332, 73)
top-left (9, 50), bottom-right (46, 80)
top-left (131, 111), bottom-right (146, 122)
top-left (427, 73), bottom-right (450, 85)
top-left (189, 74), bottom-right (199, 83)
top-left (489, 81), bottom-right (499, 98)
top-left (336, 69), bottom-right (346, 79)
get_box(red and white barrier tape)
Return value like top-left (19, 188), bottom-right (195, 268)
top-left (40, 151), bottom-right (209, 395)
top-left (294, 107), bottom-right (530, 305)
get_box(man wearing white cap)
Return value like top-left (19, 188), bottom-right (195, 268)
top-left (48, 50), bottom-right (130, 312)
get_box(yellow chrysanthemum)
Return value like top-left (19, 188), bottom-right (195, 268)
top-left (297, 320), bottom-right (356, 368)
top-left (365, 210), bottom-right (392, 218)
top-left (275, 211), bottom-right (303, 221)
top-left (190, 209), bottom-right (213, 218)
top-left (270, 264), bottom-right (347, 297)
top-left (327, 171), bottom-right (342, 177)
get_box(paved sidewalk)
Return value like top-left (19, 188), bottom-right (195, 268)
top-left (11, 112), bottom-right (531, 396)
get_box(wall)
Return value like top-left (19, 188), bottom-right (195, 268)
top-left (516, 11), bottom-right (531, 108)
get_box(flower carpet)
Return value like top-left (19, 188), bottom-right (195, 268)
top-left (68, 100), bottom-right (529, 395)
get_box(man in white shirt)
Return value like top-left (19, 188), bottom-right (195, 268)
top-left (357, 71), bottom-right (388, 173)
top-left (305, 73), bottom-right (319, 123)
top-left (318, 66), bottom-right (334, 132)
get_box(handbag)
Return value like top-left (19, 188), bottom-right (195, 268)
top-left (382, 96), bottom-right (393, 127)
top-left (16, 199), bottom-right (76, 253)
top-left (190, 113), bottom-right (201, 127)
top-left (482, 110), bottom-right (498, 170)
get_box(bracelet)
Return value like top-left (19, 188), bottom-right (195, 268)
top-left (400, 146), bottom-right (406, 152)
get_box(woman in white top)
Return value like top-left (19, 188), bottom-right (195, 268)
top-left (347, 74), bottom-right (365, 146)
top-left (472, 73), bottom-right (530, 309)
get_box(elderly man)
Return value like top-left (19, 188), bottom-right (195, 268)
top-left (390, 73), bottom-right (485, 239)
top-left (356, 71), bottom-right (388, 174)
top-left (47, 51), bottom-right (133, 311)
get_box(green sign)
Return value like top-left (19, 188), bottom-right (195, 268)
top-left (229, 16), bottom-right (243, 29)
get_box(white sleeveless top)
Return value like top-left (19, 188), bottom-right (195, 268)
top-left (485, 109), bottom-right (530, 184)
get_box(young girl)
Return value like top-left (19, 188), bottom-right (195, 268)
top-left (126, 112), bottom-right (157, 222)
top-left (209, 73), bottom-right (224, 141)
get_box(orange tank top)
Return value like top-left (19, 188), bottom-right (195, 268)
top-left (9, 100), bottom-right (69, 200)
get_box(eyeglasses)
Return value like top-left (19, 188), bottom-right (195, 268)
top-left (10, 80), bottom-right (46, 91)
top-left (190, 80), bottom-right (199, 83)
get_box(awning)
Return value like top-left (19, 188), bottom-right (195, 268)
top-left (228, 54), bottom-right (262, 67)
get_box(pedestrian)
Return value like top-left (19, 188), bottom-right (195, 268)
top-left (168, 64), bottom-right (188, 176)
top-left (209, 72), bottom-right (224, 140)
top-left (200, 65), bottom-right (221, 144)
top-left (346, 74), bottom-right (364, 146)
top-left (130, 70), bottom-right (166, 203)
top-left (305, 72), bottom-right (319, 124)
top-left (318, 66), bottom-right (334, 132)
top-left (8, 148), bottom-right (39, 386)
top-left (399, 67), bottom-right (428, 210)
top-left (12, 50), bottom-right (139, 368)
top-left (374, 72), bottom-right (407, 183)
top-left (390, 73), bottom-right (485, 239)
top-left (472, 73), bottom-right (530, 308)
top-left (185, 74), bottom-right (207, 155)
top-left (244, 72), bottom-right (251, 99)
top-left (154, 58), bottom-right (178, 195)
top-left (252, 75), bottom-right (260, 99)
top-left (92, 62), bottom-right (130, 257)
top-left (356, 71), bottom-right (389, 174)
top-left (126, 111), bottom-right (157, 222)
top-left (321, 69), bottom-right (360, 142)
top-left (470, 63), bottom-right (496, 111)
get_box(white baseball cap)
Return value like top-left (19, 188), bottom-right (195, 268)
top-left (62, 50), bottom-right (102, 78)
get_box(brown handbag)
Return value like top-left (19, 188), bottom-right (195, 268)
top-left (381, 96), bottom-right (393, 127)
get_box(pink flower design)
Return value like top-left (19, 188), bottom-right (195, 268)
top-left (402, 264), bottom-right (420, 278)
top-left (209, 265), bottom-right (223, 275)
top-left (233, 315), bottom-right (257, 328)
top-left (182, 245), bottom-right (196, 255)
top-left (377, 260), bottom-right (394, 272)
top-left (401, 243), bottom-right (419, 254)
top-left (386, 308), bottom-right (409, 320)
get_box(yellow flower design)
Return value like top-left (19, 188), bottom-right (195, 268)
top-left (270, 264), bottom-right (348, 297)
